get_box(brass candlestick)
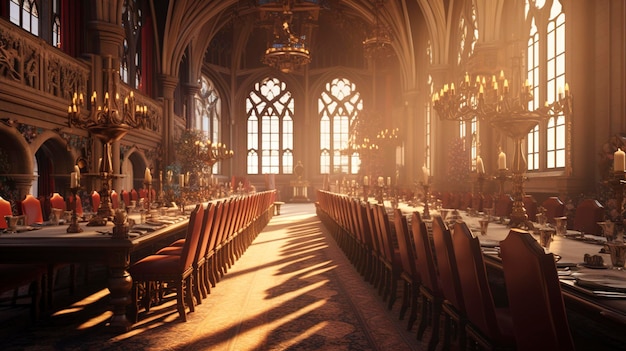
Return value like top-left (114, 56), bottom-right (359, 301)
top-left (144, 181), bottom-right (152, 218)
top-left (474, 173), bottom-right (486, 212)
top-left (496, 168), bottom-right (509, 196)
top-left (67, 187), bottom-right (83, 233)
top-left (422, 181), bottom-right (431, 220)
top-left (612, 171), bottom-right (626, 213)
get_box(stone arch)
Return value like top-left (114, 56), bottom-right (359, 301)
top-left (120, 146), bottom-right (149, 192)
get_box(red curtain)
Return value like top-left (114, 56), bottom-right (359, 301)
top-left (61, 0), bottom-right (81, 57)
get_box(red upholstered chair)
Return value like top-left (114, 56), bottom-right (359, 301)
top-left (21, 194), bottom-right (43, 225)
top-left (452, 221), bottom-right (515, 349)
top-left (500, 229), bottom-right (575, 351)
top-left (0, 196), bottom-right (13, 229)
top-left (131, 189), bottom-right (138, 202)
top-left (38, 195), bottom-right (51, 221)
top-left (110, 190), bottom-right (119, 209)
top-left (392, 208), bottom-right (420, 329)
top-left (572, 198), bottom-right (604, 235)
top-left (91, 191), bottom-right (100, 212)
top-left (541, 196), bottom-right (565, 225)
top-left (155, 203), bottom-right (216, 303)
top-left (49, 193), bottom-right (65, 210)
top-left (129, 204), bottom-right (205, 322)
top-left (432, 217), bottom-right (467, 350)
top-left (522, 195), bottom-right (538, 222)
top-left (121, 190), bottom-right (130, 207)
top-left (411, 211), bottom-right (442, 350)
top-left (68, 194), bottom-right (83, 217)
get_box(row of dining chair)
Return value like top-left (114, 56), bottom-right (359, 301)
top-left (128, 190), bottom-right (276, 322)
top-left (315, 191), bottom-right (405, 314)
top-left (316, 190), bottom-right (575, 350)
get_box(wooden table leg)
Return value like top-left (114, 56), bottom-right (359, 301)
top-left (107, 252), bottom-right (132, 331)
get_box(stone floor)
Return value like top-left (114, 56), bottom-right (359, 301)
top-left (0, 203), bottom-right (426, 350)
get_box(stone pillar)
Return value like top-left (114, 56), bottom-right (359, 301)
top-left (12, 174), bottom-right (37, 201)
top-left (160, 75), bottom-right (180, 170)
top-left (402, 90), bottom-right (419, 185)
top-left (182, 83), bottom-right (201, 130)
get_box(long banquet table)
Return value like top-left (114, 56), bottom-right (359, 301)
top-left (0, 214), bottom-right (189, 331)
top-left (396, 202), bottom-right (626, 345)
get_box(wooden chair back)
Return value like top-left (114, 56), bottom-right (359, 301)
top-left (500, 229), bottom-right (575, 351)
top-left (433, 217), bottom-right (465, 312)
top-left (410, 212), bottom-right (438, 293)
top-left (523, 195), bottom-right (538, 222)
top-left (541, 197), bottom-right (565, 224)
top-left (453, 221), bottom-right (512, 344)
top-left (393, 208), bottom-right (418, 281)
top-left (179, 204), bottom-right (205, 271)
top-left (573, 198), bottom-right (604, 235)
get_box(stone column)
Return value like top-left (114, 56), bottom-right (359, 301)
top-left (182, 83), bottom-right (201, 130)
top-left (160, 75), bottom-right (180, 170)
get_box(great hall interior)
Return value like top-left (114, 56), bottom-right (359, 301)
top-left (1, 0), bottom-right (626, 350)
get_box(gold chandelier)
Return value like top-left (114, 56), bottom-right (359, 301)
top-left (261, 1), bottom-right (313, 73)
top-left (363, 0), bottom-right (393, 60)
top-left (432, 70), bottom-right (571, 124)
top-left (432, 69), bottom-right (572, 228)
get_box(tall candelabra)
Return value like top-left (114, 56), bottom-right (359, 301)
top-left (195, 139), bottom-right (234, 199)
top-left (68, 56), bottom-right (148, 226)
top-left (433, 69), bottom-right (572, 228)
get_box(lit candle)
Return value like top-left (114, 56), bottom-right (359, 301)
top-left (615, 148), bottom-right (626, 172)
top-left (422, 165), bottom-right (430, 184)
top-left (477, 156), bottom-right (485, 174)
top-left (70, 172), bottom-right (78, 188)
top-left (74, 165), bottom-right (81, 187)
top-left (498, 150), bottom-right (507, 170)
top-left (144, 167), bottom-right (152, 184)
top-left (179, 174), bottom-right (185, 187)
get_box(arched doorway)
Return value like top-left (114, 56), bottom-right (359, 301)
top-left (120, 150), bottom-right (148, 192)
top-left (34, 137), bottom-right (74, 197)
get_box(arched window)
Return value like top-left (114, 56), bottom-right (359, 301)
top-left (122, 0), bottom-right (143, 89)
top-left (246, 77), bottom-right (294, 175)
top-left (52, 0), bottom-right (61, 48)
top-left (319, 78), bottom-right (363, 174)
top-left (10, 0), bottom-right (39, 36)
top-left (526, 0), bottom-right (567, 171)
top-left (195, 76), bottom-right (222, 173)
